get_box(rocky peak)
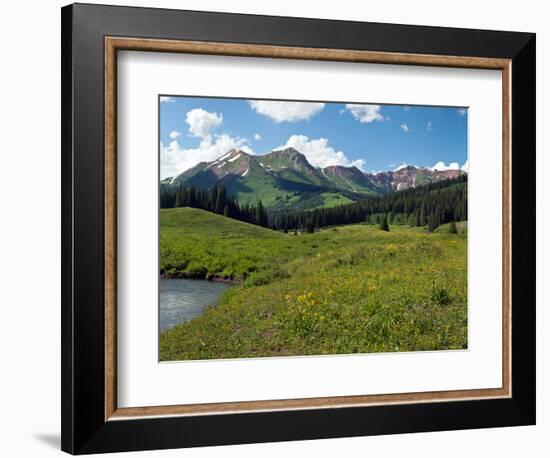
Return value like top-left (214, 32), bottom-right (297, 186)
top-left (433, 169), bottom-right (464, 180)
top-left (323, 165), bottom-right (363, 178)
top-left (278, 147), bottom-right (302, 156)
top-left (271, 147), bottom-right (308, 162)
top-left (394, 165), bottom-right (418, 173)
top-left (260, 147), bottom-right (313, 171)
top-left (221, 149), bottom-right (249, 159)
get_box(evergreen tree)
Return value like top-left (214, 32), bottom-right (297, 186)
top-left (215, 186), bottom-right (226, 214)
top-left (379, 214), bottom-right (390, 232)
top-left (420, 202), bottom-right (427, 226)
top-left (306, 217), bottom-right (315, 233)
top-left (174, 188), bottom-right (182, 208)
top-left (428, 212), bottom-right (439, 232)
top-left (255, 200), bottom-right (268, 227)
top-left (449, 220), bottom-right (458, 234)
top-left (159, 175), bottom-right (467, 234)
top-left (158, 184), bottom-right (269, 228)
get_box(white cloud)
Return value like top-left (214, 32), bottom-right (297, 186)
top-left (426, 121), bottom-right (434, 132)
top-left (430, 161), bottom-right (460, 171)
top-left (249, 100), bottom-right (325, 122)
top-left (400, 123), bottom-right (410, 132)
top-left (277, 134), bottom-right (365, 170)
top-left (461, 160), bottom-right (469, 172)
top-left (254, 133), bottom-right (261, 140)
top-left (160, 96), bottom-right (175, 103)
top-left (457, 108), bottom-right (467, 116)
top-left (159, 107), bottom-right (256, 178)
top-left (350, 159), bottom-right (366, 170)
top-left (160, 135), bottom-right (253, 179)
top-left (185, 108), bottom-right (223, 139)
top-left (345, 104), bottom-right (384, 123)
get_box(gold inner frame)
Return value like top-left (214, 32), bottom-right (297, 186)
top-left (104, 37), bottom-right (512, 421)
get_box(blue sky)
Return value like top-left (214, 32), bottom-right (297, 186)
top-left (159, 95), bottom-right (468, 180)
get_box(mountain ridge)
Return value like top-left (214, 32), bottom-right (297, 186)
top-left (162, 148), bottom-right (466, 211)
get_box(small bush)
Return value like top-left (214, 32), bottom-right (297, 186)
top-left (431, 282), bottom-right (451, 305)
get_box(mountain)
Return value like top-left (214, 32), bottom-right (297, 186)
top-left (257, 148), bottom-right (333, 187)
top-left (162, 148), bottom-right (466, 211)
top-left (367, 166), bottom-right (465, 192)
top-left (162, 148), bottom-right (366, 210)
top-left (322, 165), bottom-right (380, 194)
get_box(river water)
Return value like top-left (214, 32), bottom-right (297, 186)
top-left (160, 278), bottom-right (232, 331)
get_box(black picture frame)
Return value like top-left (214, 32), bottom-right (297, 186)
top-left (61, 3), bottom-right (535, 454)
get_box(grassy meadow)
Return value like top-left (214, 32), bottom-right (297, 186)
top-left (160, 207), bottom-right (467, 361)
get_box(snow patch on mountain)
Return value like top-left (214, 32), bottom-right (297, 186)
top-left (218, 151), bottom-right (233, 162)
top-left (393, 163), bottom-right (413, 172)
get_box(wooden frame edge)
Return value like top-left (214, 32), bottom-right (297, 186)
top-left (502, 61), bottom-right (512, 400)
top-left (105, 37), bottom-right (510, 69)
top-left (105, 38), bottom-right (117, 420)
top-left (104, 36), bottom-right (512, 421)
top-left (109, 388), bottom-right (510, 420)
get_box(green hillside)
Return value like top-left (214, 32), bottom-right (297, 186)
top-left (160, 208), bottom-right (468, 360)
top-left (162, 148), bottom-right (466, 213)
top-left (322, 165), bottom-right (380, 194)
top-left (161, 207), bottom-right (280, 280)
top-left (162, 149), bottom-right (371, 211)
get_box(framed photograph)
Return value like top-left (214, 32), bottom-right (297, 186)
top-left (61, 3), bottom-right (536, 454)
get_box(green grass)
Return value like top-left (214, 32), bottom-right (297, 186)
top-left (434, 221), bottom-right (468, 234)
top-left (318, 191), bottom-right (356, 208)
top-left (229, 181), bottom-right (360, 212)
top-left (160, 208), bottom-right (468, 360)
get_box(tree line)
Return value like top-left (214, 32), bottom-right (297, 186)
top-left (270, 176), bottom-right (467, 233)
top-left (161, 176), bottom-right (467, 233)
top-left (160, 184), bottom-right (269, 227)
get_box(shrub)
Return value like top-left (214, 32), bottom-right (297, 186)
top-left (379, 214), bottom-right (390, 232)
top-left (449, 221), bottom-right (458, 234)
top-left (431, 281), bottom-right (451, 305)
